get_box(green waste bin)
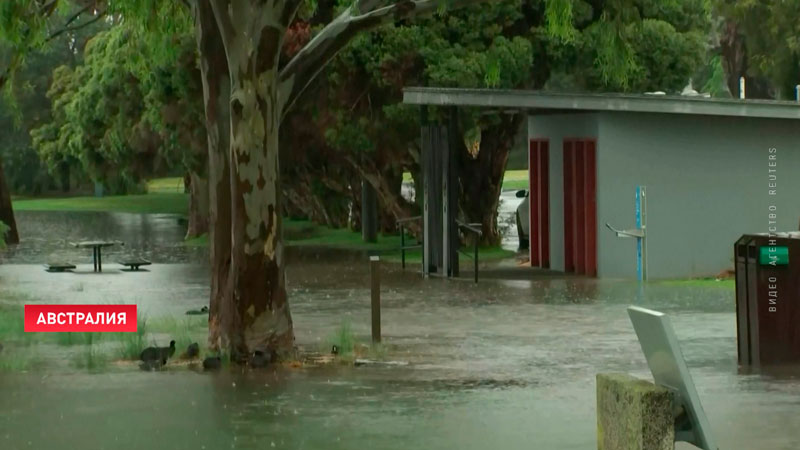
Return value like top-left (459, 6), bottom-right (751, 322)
top-left (735, 233), bottom-right (800, 367)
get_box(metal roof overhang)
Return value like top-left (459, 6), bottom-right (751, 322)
top-left (403, 87), bottom-right (800, 120)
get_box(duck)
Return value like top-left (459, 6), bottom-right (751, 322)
top-left (185, 306), bottom-right (209, 316)
top-left (185, 342), bottom-right (200, 359)
top-left (250, 350), bottom-right (277, 368)
top-left (203, 356), bottom-right (222, 370)
top-left (140, 340), bottom-right (176, 364)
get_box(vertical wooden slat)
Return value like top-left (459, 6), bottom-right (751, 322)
top-left (529, 140), bottom-right (540, 267)
top-left (574, 141), bottom-right (586, 275)
top-left (585, 140), bottom-right (597, 276)
top-left (540, 140), bottom-right (550, 269)
top-left (563, 140), bottom-right (574, 272)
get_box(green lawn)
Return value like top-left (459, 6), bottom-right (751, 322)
top-left (146, 177), bottom-right (185, 194)
top-left (185, 218), bottom-right (514, 262)
top-left (13, 192), bottom-right (189, 215)
top-left (12, 178), bottom-right (189, 215)
top-left (502, 170), bottom-right (528, 191)
top-left (655, 278), bottom-right (735, 289)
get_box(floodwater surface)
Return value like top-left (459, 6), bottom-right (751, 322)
top-left (1, 211), bottom-right (799, 449)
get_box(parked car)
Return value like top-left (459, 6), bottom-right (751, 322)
top-left (515, 189), bottom-right (529, 250)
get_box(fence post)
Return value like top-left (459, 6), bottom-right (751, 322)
top-left (370, 256), bottom-right (381, 343)
top-left (400, 225), bottom-right (406, 269)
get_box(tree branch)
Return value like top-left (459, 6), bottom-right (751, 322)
top-left (46, 8), bottom-right (107, 42)
top-left (278, 0), bottom-right (492, 119)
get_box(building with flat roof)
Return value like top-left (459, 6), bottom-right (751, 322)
top-left (403, 87), bottom-right (800, 279)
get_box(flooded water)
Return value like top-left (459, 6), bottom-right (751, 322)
top-left (1, 211), bottom-right (799, 449)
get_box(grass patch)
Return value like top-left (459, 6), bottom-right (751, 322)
top-left (656, 278), bottom-right (735, 289)
top-left (55, 331), bottom-right (99, 346)
top-left (502, 169), bottom-right (528, 191)
top-left (185, 221), bottom-right (515, 263)
top-left (326, 320), bottom-right (355, 358)
top-left (115, 316), bottom-right (148, 360)
top-left (69, 333), bottom-right (108, 371)
top-left (147, 177), bottom-right (184, 194)
top-left (381, 244), bottom-right (514, 264)
top-left (13, 192), bottom-right (188, 215)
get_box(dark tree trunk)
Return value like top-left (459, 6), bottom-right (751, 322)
top-left (194, 0), bottom-right (233, 352)
top-left (719, 20), bottom-right (774, 99)
top-left (458, 114), bottom-right (522, 245)
top-left (0, 157), bottom-right (19, 244)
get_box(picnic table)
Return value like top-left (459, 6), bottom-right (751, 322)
top-left (70, 240), bottom-right (123, 273)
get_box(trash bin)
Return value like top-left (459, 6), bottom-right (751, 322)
top-left (735, 233), bottom-right (800, 367)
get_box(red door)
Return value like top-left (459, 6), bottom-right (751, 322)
top-left (528, 139), bottom-right (550, 268)
top-left (563, 139), bottom-right (597, 276)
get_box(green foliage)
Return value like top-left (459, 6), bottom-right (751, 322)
top-left (29, 24), bottom-right (204, 194)
top-left (69, 333), bottom-right (108, 371)
top-left (327, 320), bottom-right (355, 357)
top-left (716, 0), bottom-right (800, 99)
top-left (0, 220), bottom-right (8, 249)
top-left (116, 316), bottom-right (148, 360)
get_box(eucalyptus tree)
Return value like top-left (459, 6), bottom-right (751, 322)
top-left (2, 0), bottom-right (698, 360)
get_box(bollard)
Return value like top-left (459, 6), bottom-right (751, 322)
top-left (596, 373), bottom-right (674, 450)
top-left (370, 255), bottom-right (381, 343)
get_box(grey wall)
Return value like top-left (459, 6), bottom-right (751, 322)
top-left (596, 112), bottom-right (800, 279)
top-left (528, 113), bottom-right (599, 272)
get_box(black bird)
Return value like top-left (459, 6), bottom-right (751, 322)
top-left (202, 356), bottom-right (222, 370)
top-left (186, 342), bottom-right (200, 359)
top-left (250, 350), bottom-right (276, 368)
top-left (140, 340), bottom-right (176, 364)
top-left (331, 345), bottom-right (339, 355)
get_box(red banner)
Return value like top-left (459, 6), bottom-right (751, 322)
top-left (24, 304), bottom-right (137, 332)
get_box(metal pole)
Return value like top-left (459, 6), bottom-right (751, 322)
top-left (641, 186), bottom-right (648, 281)
top-left (739, 77), bottom-right (746, 99)
top-left (635, 186), bottom-right (642, 282)
top-left (474, 238), bottom-right (478, 283)
top-left (400, 224), bottom-right (406, 269)
top-left (370, 256), bottom-right (381, 343)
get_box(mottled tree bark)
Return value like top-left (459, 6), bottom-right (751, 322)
top-left (209, 0), bottom-right (297, 358)
top-left (0, 157), bottom-right (19, 244)
top-left (458, 114), bottom-right (522, 245)
top-left (194, 0), bottom-right (233, 352)
top-left (186, 171), bottom-right (210, 239)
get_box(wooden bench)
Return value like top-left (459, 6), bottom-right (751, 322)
top-left (44, 263), bottom-right (76, 272)
top-left (119, 259), bottom-right (152, 271)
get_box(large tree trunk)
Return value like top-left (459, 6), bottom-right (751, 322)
top-left (0, 157), bottom-right (19, 245)
top-left (194, 0), bottom-right (233, 352)
top-left (719, 20), bottom-right (774, 99)
top-left (458, 114), bottom-right (522, 245)
top-left (186, 171), bottom-right (210, 239)
top-left (209, 0), bottom-right (295, 358)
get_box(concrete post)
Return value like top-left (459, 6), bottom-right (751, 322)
top-left (596, 373), bottom-right (675, 450)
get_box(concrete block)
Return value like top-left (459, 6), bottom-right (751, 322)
top-left (597, 373), bottom-right (675, 450)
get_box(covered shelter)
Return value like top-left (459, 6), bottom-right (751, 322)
top-left (404, 87), bottom-right (800, 279)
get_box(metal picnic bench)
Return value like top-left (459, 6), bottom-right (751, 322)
top-left (69, 240), bottom-right (123, 273)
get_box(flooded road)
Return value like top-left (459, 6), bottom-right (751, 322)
top-left (1, 211), bottom-right (799, 449)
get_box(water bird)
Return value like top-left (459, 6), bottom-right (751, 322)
top-left (331, 345), bottom-right (339, 355)
top-left (250, 350), bottom-right (276, 368)
top-left (185, 306), bottom-right (209, 315)
top-left (203, 356), bottom-right (222, 370)
top-left (140, 340), bottom-right (176, 365)
top-left (185, 342), bottom-right (200, 359)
